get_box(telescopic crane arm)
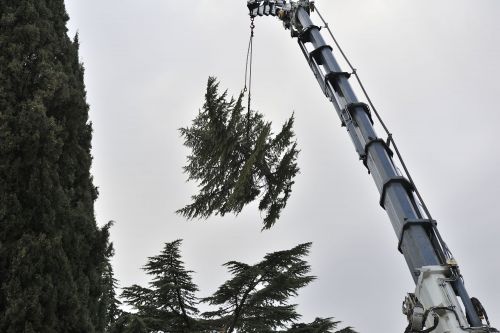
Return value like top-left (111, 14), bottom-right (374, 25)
top-left (246, 1), bottom-right (497, 332)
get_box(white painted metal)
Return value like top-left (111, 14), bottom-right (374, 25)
top-left (416, 266), bottom-right (469, 333)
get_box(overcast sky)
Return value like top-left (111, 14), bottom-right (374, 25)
top-left (65, 1), bottom-right (499, 332)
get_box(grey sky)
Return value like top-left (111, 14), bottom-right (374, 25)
top-left (65, 1), bottom-right (499, 332)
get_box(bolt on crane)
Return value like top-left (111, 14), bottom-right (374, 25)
top-left (245, 1), bottom-right (498, 332)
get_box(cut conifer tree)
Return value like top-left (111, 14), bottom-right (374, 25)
top-left (178, 77), bottom-right (299, 229)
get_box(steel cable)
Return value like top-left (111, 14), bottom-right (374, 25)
top-left (244, 17), bottom-right (255, 113)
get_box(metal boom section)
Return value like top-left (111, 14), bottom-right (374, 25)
top-left (246, 1), bottom-right (497, 332)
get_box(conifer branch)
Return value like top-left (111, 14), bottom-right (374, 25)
top-left (178, 77), bottom-right (299, 229)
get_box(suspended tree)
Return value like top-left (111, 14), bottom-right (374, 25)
top-left (178, 77), bottom-right (299, 229)
top-left (0, 1), bottom-right (112, 331)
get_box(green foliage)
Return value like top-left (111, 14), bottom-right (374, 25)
top-left (123, 316), bottom-right (148, 333)
top-left (178, 77), bottom-right (299, 229)
top-left (108, 314), bottom-right (149, 333)
top-left (202, 243), bottom-right (314, 332)
top-left (120, 241), bottom-right (356, 333)
top-left (287, 318), bottom-right (356, 333)
top-left (98, 222), bottom-right (123, 331)
top-left (0, 0), bottom-right (113, 331)
top-left (120, 240), bottom-right (199, 332)
top-left (200, 243), bottom-right (356, 333)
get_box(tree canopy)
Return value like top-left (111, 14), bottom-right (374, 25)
top-left (178, 77), bottom-right (300, 229)
top-left (202, 242), bottom-right (314, 332)
top-left (118, 240), bottom-right (356, 333)
top-left (0, 1), bottom-right (113, 331)
top-left (120, 240), bottom-right (199, 332)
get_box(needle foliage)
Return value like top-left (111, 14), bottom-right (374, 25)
top-left (120, 240), bottom-right (199, 332)
top-left (119, 241), bottom-right (356, 333)
top-left (177, 77), bottom-right (299, 229)
top-left (201, 242), bottom-right (315, 332)
top-left (0, 1), bottom-right (114, 331)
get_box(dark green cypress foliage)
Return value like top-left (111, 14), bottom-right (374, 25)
top-left (123, 316), bottom-right (148, 333)
top-left (0, 0), bottom-right (109, 331)
top-left (100, 253), bottom-right (122, 332)
top-left (121, 240), bottom-right (199, 332)
top-left (98, 222), bottom-right (122, 332)
top-left (178, 77), bottom-right (299, 229)
top-left (108, 314), bottom-right (148, 333)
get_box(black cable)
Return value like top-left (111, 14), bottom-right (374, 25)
top-left (421, 309), bottom-right (440, 333)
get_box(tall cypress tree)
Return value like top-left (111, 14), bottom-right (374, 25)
top-left (0, 1), bottom-right (109, 331)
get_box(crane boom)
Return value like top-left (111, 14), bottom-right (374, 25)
top-left (246, 1), bottom-right (497, 332)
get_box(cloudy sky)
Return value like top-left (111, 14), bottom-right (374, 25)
top-left (65, 1), bottom-right (499, 332)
